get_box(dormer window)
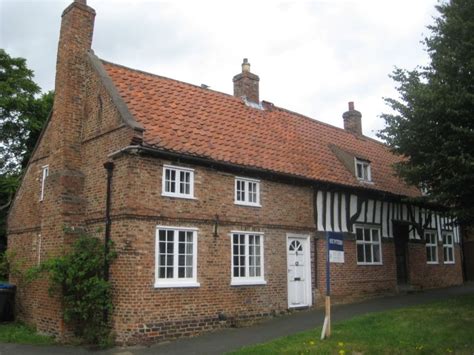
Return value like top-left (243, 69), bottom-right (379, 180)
top-left (355, 158), bottom-right (371, 182)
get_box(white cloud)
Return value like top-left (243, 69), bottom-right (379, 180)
top-left (0, 0), bottom-right (439, 138)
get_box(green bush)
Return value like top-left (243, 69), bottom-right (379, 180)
top-left (30, 232), bottom-right (116, 347)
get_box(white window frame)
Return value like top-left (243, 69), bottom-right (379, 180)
top-left (40, 165), bottom-right (49, 201)
top-left (425, 230), bottom-right (438, 264)
top-left (161, 165), bottom-right (195, 199)
top-left (354, 158), bottom-right (372, 182)
top-left (234, 177), bottom-right (261, 207)
top-left (355, 225), bottom-right (383, 265)
top-left (154, 226), bottom-right (200, 288)
top-left (442, 231), bottom-right (455, 264)
top-left (230, 231), bottom-right (266, 286)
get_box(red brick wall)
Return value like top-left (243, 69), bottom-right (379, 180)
top-left (408, 243), bottom-right (463, 289)
top-left (102, 218), bottom-right (314, 344)
top-left (315, 236), bottom-right (397, 302)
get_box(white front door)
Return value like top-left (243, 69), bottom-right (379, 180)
top-left (287, 235), bottom-right (312, 308)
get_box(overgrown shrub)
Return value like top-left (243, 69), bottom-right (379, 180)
top-left (30, 233), bottom-right (116, 347)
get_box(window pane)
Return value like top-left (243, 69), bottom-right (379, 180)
top-left (357, 244), bottom-right (364, 262)
top-left (159, 230), bottom-right (166, 241)
top-left (357, 163), bottom-right (363, 178)
top-left (159, 267), bottom-right (166, 278)
top-left (179, 171), bottom-right (185, 194)
top-left (365, 244), bottom-right (372, 263)
top-left (186, 242), bottom-right (193, 255)
top-left (233, 266), bottom-right (239, 277)
top-left (364, 228), bottom-right (370, 241)
top-left (372, 229), bottom-right (379, 242)
top-left (444, 247), bottom-right (447, 261)
top-left (356, 228), bottom-right (363, 241)
top-left (170, 170), bottom-right (176, 192)
top-left (373, 244), bottom-right (380, 263)
top-left (159, 242), bottom-right (166, 254)
top-left (426, 246), bottom-right (432, 261)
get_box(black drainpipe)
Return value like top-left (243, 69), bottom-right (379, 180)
top-left (103, 161), bottom-right (114, 323)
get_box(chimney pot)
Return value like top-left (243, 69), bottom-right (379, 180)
top-left (242, 58), bottom-right (251, 73)
top-left (342, 101), bottom-right (363, 135)
top-left (233, 58), bottom-right (260, 103)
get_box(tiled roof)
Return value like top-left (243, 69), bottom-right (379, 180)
top-left (102, 60), bottom-right (420, 197)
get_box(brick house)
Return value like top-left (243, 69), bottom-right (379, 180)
top-left (7, 0), bottom-right (463, 344)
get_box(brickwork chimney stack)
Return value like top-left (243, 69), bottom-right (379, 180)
top-left (53, 0), bottom-right (95, 167)
top-left (342, 101), bottom-right (363, 135)
top-left (233, 58), bottom-right (260, 103)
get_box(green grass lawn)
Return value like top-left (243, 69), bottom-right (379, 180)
top-left (0, 322), bottom-right (55, 345)
top-left (231, 295), bottom-right (474, 355)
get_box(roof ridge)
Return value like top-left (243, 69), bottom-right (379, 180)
top-left (100, 57), bottom-right (243, 102)
top-left (272, 105), bottom-right (388, 148)
top-left (101, 57), bottom-right (389, 149)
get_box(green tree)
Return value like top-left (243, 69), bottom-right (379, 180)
top-left (0, 49), bottom-right (53, 251)
top-left (379, 0), bottom-right (474, 225)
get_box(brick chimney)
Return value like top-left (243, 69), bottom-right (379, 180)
top-left (53, 0), bottom-right (95, 167)
top-left (233, 58), bottom-right (260, 103)
top-left (342, 101), bottom-right (363, 135)
top-left (51, 0), bottom-right (95, 225)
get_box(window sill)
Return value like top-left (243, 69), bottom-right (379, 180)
top-left (230, 280), bottom-right (267, 286)
top-left (357, 179), bottom-right (374, 185)
top-left (443, 261), bottom-right (455, 265)
top-left (161, 193), bottom-right (197, 200)
top-left (357, 262), bottom-right (383, 266)
top-left (154, 281), bottom-right (200, 288)
top-left (234, 201), bottom-right (262, 208)
top-left (427, 261), bottom-right (439, 265)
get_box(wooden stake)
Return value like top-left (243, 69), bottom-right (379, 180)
top-left (320, 296), bottom-right (331, 339)
top-left (325, 295), bottom-right (331, 337)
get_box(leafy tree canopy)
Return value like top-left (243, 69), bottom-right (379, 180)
top-left (379, 0), bottom-right (474, 225)
top-left (0, 49), bottom-right (53, 249)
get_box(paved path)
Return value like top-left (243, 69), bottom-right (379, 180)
top-left (1, 283), bottom-right (473, 355)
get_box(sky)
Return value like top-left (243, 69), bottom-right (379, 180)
top-left (1, 0), bottom-right (439, 139)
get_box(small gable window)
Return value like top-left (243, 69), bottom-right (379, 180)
top-left (162, 165), bottom-right (195, 199)
top-left (235, 177), bottom-right (261, 207)
top-left (40, 165), bottom-right (49, 201)
top-left (355, 158), bottom-right (371, 182)
top-left (442, 232), bottom-right (455, 264)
